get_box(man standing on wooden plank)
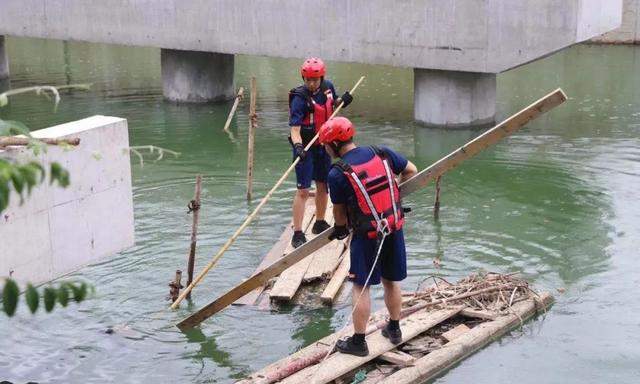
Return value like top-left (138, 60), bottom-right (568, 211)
top-left (320, 117), bottom-right (418, 356)
top-left (289, 57), bottom-right (354, 248)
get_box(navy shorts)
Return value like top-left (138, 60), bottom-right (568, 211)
top-left (293, 145), bottom-right (332, 189)
top-left (348, 230), bottom-right (407, 286)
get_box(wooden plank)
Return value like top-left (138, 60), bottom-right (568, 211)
top-left (320, 251), bottom-right (350, 304)
top-left (400, 88), bottom-right (567, 196)
top-left (378, 350), bottom-right (416, 366)
top-left (377, 293), bottom-right (554, 384)
top-left (441, 324), bottom-right (471, 342)
top-left (278, 307), bottom-right (462, 384)
top-left (459, 308), bottom-right (497, 321)
top-left (303, 238), bottom-right (345, 282)
top-left (236, 307), bottom-right (395, 384)
top-left (301, 206), bottom-right (339, 282)
top-left (269, 205), bottom-right (319, 300)
top-left (232, 224), bottom-right (292, 306)
top-left (176, 89), bottom-right (566, 330)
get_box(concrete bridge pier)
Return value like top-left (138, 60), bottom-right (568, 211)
top-left (0, 36), bottom-right (9, 80)
top-left (160, 49), bottom-right (234, 103)
top-left (414, 69), bottom-right (496, 127)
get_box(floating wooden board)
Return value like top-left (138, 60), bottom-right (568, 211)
top-left (441, 324), bottom-right (471, 342)
top-left (378, 350), bottom-right (416, 366)
top-left (278, 307), bottom-right (462, 384)
top-left (236, 307), bottom-right (396, 384)
top-left (320, 252), bottom-right (350, 304)
top-left (233, 224), bottom-right (293, 306)
top-left (269, 204), bottom-right (327, 300)
top-left (460, 308), bottom-right (497, 321)
top-left (377, 293), bottom-right (554, 384)
top-left (176, 88), bottom-right (567, 330)
top-left (303, 237), bottom-right (345, 282)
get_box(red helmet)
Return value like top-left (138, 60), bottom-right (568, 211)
top-left (301, 57), bottom-right (326, 78)
top-left (319, 117), bottom-right (355, 144)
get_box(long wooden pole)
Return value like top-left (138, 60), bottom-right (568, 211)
top-left (222, 87), bottom-right (244, 134)
top-left (247, 77), bottom-right (257, 201)
top-left (175, 88), bottom-right (567, 328)
top-left (186, 175), bottom-right (202, 300)
top-left (170, 76), bottom-right (366, 309)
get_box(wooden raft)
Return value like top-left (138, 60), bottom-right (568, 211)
top-left (235, 199), bottom-right (350, 307)
top-left (237, 274), bottom-right (554, 384)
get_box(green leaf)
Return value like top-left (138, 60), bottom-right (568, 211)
top-left (2, 279), bottom-right (19, 317)
top-left (50, 162), bottom-right (70, 187)
top-left (0, 93), bottom-right (8, 107)
top-left (43, 287), bottom-right (56, 312)
top-left (70, 283), bottom-right (87, 303)
top-left (25, 283), bottom-right (39, 314)
top-left (18, 164), bottom-right (38, 194)
top-left (57, 284), bottom-right (69, 307)
top-left (10, 167), bottom-right (25, 197)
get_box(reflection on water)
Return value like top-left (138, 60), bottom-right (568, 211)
top-left (0, 37), bottom-right (639, 383)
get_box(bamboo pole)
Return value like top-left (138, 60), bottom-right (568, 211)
top-left (0, 137), bottom-right (80, 147)
top-left (433, 175), bottom-right (442, 219)
top-left (247, 77), bottom-right (257, 201)
top-left (223, 87), bottom-right (244, 134)
top-left (186, 175), bottom-right (202, 300)
top-left (170, 76), bottom-right (366, 309)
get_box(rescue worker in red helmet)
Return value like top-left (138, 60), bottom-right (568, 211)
top-left (288, 57), bottom-right (354, 248)
top-left (320, 116), bottom-right (418, 357)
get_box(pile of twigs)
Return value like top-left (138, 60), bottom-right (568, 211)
top-left (403, 272), bottom-right (538, 315)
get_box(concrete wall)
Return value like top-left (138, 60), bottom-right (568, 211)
top-left (590, 0), bottom-right (639, 43)
top-left (0, 116), bottom-right (134, 286)
top-left (0, 0), bottom-right (622, 73)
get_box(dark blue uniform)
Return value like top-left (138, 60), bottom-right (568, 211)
top-left (328, 146), bottom-right (409, 286)
top-left (289, 80), bottom-right (337, 189)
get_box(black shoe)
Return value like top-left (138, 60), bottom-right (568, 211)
top-left (382, 324), bottom-right (403, 344)
top-left (291, 231), bottom-right (307, 248)
top-left (311, 220), bottom-right (331, 234)
top-left (336, 336), bottom-right (369, 357)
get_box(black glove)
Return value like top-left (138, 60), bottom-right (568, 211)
top-left (294, 143), bottom-right (306, 160)
top-left (328, 225), bottom-right (350, 240)
top-left (340, 91), bottom-right (353, 107)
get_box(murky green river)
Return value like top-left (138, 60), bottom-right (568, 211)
top-left (1, 37), bottom-right (639, 383)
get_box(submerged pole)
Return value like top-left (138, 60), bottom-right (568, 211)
top-left (169, 270), bottom-right (183, 303)
top-left (186, 175), bottom-right (202, 300)
top-left (247, 77), bottom-right (257, 201)
top-left (223, 87), bottom-right (244, 134)
top-left (434, 175), bottom-right (442, 218)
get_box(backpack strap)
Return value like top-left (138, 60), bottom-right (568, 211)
top-left (370, 145), bottom-right (387, 159)
top-left (332, 159), bottom-right (353, 174)
top-left (289, 85), bottom-right (313, 110)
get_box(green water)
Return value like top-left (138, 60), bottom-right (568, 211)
top-left (1, 37), bottom-right (639, 383)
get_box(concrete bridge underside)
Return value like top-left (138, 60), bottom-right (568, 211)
top-left (0, 0), bottom-right (622, 126)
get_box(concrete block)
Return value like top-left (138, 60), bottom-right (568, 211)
top-left (414, 69), bottom-right (496, 127)
top-left (0, 210), bottom-right (53, 284)
top-left (589, 0), bottom-right (637, 43)
top-left (0, 115), bottom-right (134, 286)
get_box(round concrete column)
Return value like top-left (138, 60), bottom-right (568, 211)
top-left (414, 69), bottom-right (496, 127)
top-left (0, 36), bottom-right (9, 80)
top-left (161, 49), bottom-right (234, 102)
